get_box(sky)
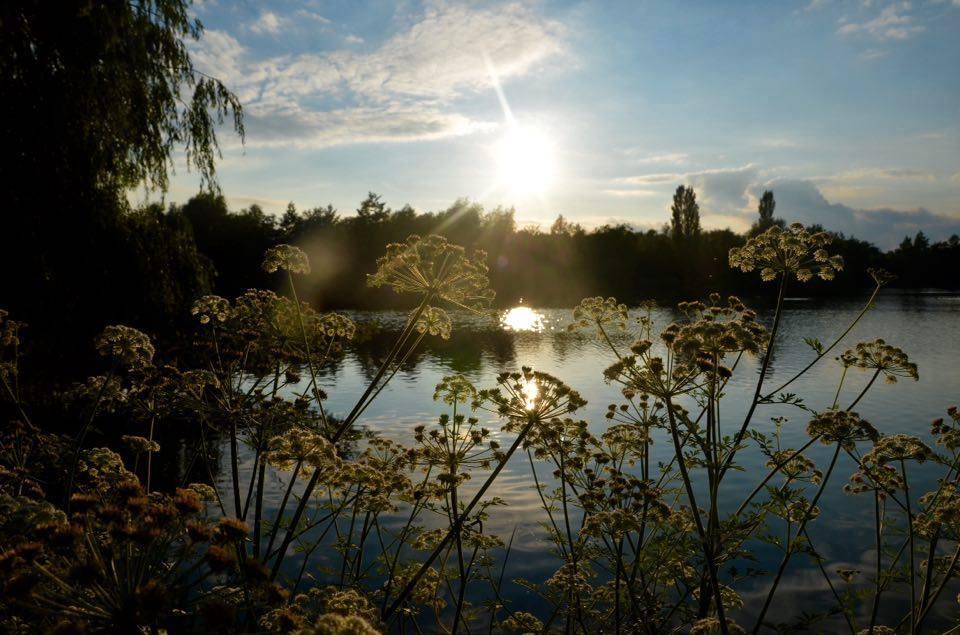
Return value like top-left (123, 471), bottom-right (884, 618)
top-left (165, 0), bottom-right (960, 248)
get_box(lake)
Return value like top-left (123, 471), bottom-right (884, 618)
top-left (223, 291), bottom-right (960, 630)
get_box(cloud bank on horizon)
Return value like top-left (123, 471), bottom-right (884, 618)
top-left (173, 0), bottom-right (960, 249)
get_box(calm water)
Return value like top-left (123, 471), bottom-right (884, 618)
top-left (222, 291), bottom-right (960, 629)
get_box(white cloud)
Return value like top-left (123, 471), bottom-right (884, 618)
top-left (609, 164), bottom-right (959, 245)
top-left (344, 34), bottom-right (364, 45)
top-left (602, 188), bottom-right (659, 198)
top-left (838, 2), bottom-right (924, 40)
top-left (626, 152), bottom-right (689, 165)
top-left (193, 3), bottom-right (566, 148)
top-left (249, 10), bottom-right (283, 35)
top-left (614, 173), bottom-right (684, 185)
top-left (825, 167), bottom-right (935, 182)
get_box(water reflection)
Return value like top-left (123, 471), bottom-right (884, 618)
top-left (501, 305), bottom-right (546, 332)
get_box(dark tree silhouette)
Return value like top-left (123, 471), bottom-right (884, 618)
top-left (670, 185), bottom-right (701, 240)
top-left (0, 0), bottom-right (243, 370)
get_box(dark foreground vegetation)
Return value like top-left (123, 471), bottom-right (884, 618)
top-left (3, 233), bottom-right (960, 634)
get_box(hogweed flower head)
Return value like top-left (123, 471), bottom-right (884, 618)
top-left (913, 489), bottom-right (960, 540)
top-left (568, 296), bottom-right (628, 333)
top-left (433, 374), bottom-right (477, 406)
top-left (191, 295), bottom-right (230, 325)
top-left (265, 427), bottom-right (340, 475)
top-left (96, 325), bottom-right (155, 369)
top-left (121, 435), bottom-right (160, 454)
top-left (262, 244), bottom-right (311, 275)
top-left (477, 367), bottom-right (586, 430)
top-left (807, 410), bottom-right (878, 450)
top-left (729, 223), bottom-right (842, 283)
top-left (367, 234), bottom-right (494, 312)
top-left (840, 338), bottom-right (918, 383)
top-left (861, 434), bottom-right (933, 465)
top-left (414, 306), bottom-right (452, 340)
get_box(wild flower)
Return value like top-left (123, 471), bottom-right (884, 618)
top-left (568, 296), bottom-right (628, 333)
top-left (367, 234), bottom-right (494, 312)
top-left (414, 305), bottom-right (452, 339)
top-left (303, 613), bottom-right (380, 635)
top-left (840, 338), bottom-right (919, 383)
top-left (728, 223), bottom-right (843, 282)
top-left (500, 611), bottom-right (545, 633)
top-left (121, 435), bottom-right (160, 454)
top-left (262, 244), bottom-right (311, 275)
top-left (844, 462), bottom-right (904, 497)
top-left (433, 374), bottom-right (477, 405)
top-left (868, 267), bottom-right (896, 286)
top-left (315, 312), bottom-right (356, 339)
top-left (765, 449), bottom-right (823, 484)
top-left (913, 489), bottom-right (960, 540)
top-left (477, 367), bottom-right (586, 431)
top-left (931, 406), bottom-right (960, 450)
top-left (807, 410), bottom-right (879, 450)
top-left (95, 325), bottom-right (155, 368)
top-left (191, 295), bottom-right (230, 324)
top-left (265, 427), bottom-right (340, 476)
top-left (673, 294), bottom-right (768, 358)
top-left (690, 617), bottom-right (746, 635)
top-left (861, 434), bottom-right (934, 465)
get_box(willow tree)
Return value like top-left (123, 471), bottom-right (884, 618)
top-left (0, 0), bottom-right (244, 369)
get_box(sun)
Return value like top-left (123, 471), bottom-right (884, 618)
top-left (494, 124), bottom-right (556, 197)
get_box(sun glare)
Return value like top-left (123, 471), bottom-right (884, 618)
top-left (494, 124), bottom-right (556, 197)
top-left (501, 306), bottom-right (545, 332)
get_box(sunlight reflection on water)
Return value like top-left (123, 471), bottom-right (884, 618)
top-left (500, 305), bottom-right (546, 332)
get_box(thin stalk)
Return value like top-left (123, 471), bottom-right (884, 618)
top-left (751, 443), bottom-right (841, 634)
top-left (802, 527), bottom-right (856, 634)
top-left (901, 460), bottom-right (916, 634)
top-left (847, 368), bottom-right (882, 411)
top-left (763, 282), bottom-right (881, 399)
top-left (664, 398), bottom-right (729, 635)
top-left (868, 492), bottom-right (883, 633)
top-left (719, 274), bottom-right (787, 481)
top-left (384, 416), bottom-right (536, 622)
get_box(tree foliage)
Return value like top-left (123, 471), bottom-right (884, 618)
top-left (0, 0), bottom-right (243, 371)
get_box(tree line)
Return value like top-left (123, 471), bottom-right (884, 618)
top-left (164, 187), bottom-right (960, 313)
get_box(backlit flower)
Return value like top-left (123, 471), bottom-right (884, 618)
top-left (262, 244), bottom-right (311, 275)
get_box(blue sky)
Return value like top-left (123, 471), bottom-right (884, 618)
top-left (166, 0), bottom-right (960, 247)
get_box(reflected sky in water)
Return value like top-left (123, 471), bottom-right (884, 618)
top-left (225, 292), bottom-right (960, 627)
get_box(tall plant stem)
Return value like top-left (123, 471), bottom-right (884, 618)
top-left (720, 274), bottom-right (787, 481)
top-left (901, 460), bottom-right (916, 634)
top-left (664, 398), bottom-right (729, 635)
top-left (751, 442), bottom-right (841, 634)
top-left (868, 491), bottom-right (883, 633)
top-left (384, 417), bottom-right (536, 622)
top-left (847, 368), bottom-right (882, 411)
top-left (270, 299), bottom-right (431, 579)
top-left (264, 460), bottom-right (302, 560)
top-left (65, 366), bottom-right (115, 506)
top-left (915, 543), bottom-right (960, 631)
top-left (763, 282), bottom-right (881, 400)
top-left (801, 527), bottom-right (856, 634)
top-left (287, 271), bottom-right (329, 428)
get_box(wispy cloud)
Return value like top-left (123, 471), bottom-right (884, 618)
top-left (248, 10), bottom-right (283, 35)
top-left (838, 2), bottom-right (924, 40)
top-left (193, 3), bottom-right (567, 148)
top-left (822, 167), bottom-right (935, 182)
top-left (625, 152), bottom-right (689, 165)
